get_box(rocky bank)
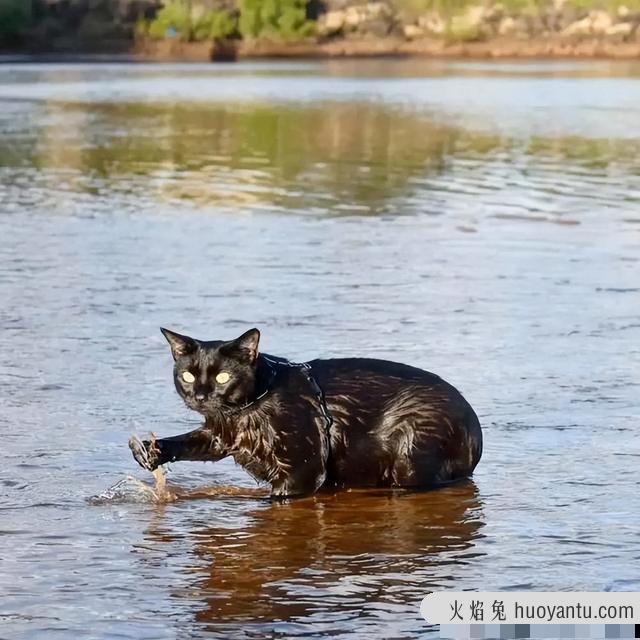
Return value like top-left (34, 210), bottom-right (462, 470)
top-left (134, 0), bottom-right (640, 60)
top-left (7, 0), bottom-right (640, 59)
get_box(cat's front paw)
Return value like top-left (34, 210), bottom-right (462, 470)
top-left (128, 435), bottom-right (160, 471)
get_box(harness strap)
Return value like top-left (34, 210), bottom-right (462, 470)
top-left (296, 363), bottom-right (333, 428)
top-left (236, 359), bottom-right (277, 411)
top-left (262, 357), bottom-right (334, 467)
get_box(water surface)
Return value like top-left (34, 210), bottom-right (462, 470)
top-left (0, 59), bottom-right (639, 639)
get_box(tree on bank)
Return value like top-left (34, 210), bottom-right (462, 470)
top-left (0, 0), bottom-right (314, 49)
top-left (0, 0), bottom-right (33, 47)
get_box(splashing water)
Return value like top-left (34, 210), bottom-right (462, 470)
top-left (88, 434), bottom-right (175, 504)
top-left (89, 471), bottom-right (270, 504)
top-left (88, 473), bottom-right (171, 504)
top-left (89, 435), bottom-right (270, 504)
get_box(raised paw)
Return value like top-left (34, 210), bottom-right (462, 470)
top-left (128, 435), bottom-right (161, 471)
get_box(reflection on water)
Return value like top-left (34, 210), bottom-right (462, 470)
top-left (1, 96), bottom-right (640, 218)
top-left (141, 484), bottom-right (483, 637)
top-left (0, 101), bottom-right (459, 214)
top-left (1, 60), bottom-right (639, 639)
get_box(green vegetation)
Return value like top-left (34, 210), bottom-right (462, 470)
top-left (0, 0), bottom-right (32, 46)
top-left (141, 1), bottom-right (238, 41)
top-left (1, 0), bottom-right (132, 51)
top-left (146, 1), bottom-right (191, 39)
top-left (239, 0), bottom-right (314, 39)
top-left (193, 9), bottom-right (238, 39)
top-left (139, 0), bottom-right (313, 42)
top-left (3, 0), bottom-right (640, 52)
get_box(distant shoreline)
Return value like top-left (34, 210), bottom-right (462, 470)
top-left (3, 37), bottom-right (640, 63)
top-left (223, 37), bottom-right (640, 60)
top-left (0, 38), bottom-right (640, 64)
top-left (3, 0), bottom-right (640, 65)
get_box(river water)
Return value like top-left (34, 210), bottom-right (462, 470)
top-left (0, 59), bottom-right (639, 639)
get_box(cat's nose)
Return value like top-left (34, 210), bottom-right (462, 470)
top-left (194, 386), bottom-right (208, 401)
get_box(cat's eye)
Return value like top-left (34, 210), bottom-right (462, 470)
top-left (182, 371), bottom-right (195, 383)
top-left (215, 371), bottom-right (230, 385)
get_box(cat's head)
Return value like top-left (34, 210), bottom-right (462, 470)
top-left (160, 327), bottom-right (261, 416)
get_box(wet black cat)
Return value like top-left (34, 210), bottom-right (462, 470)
top-left (129, 328), bottom-right (483, 497)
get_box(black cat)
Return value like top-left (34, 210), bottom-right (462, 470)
top-left (129, 328), bottom-right (483, 497)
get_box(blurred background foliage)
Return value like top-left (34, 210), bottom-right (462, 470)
top-left (0, 0), bottom-right (316, 48)
top-left (0, 0), bottom-right (33, 47)
top-left (140, 1), bottom-right (239, 40)
top-left (2, 0), bottom-right (639, 50)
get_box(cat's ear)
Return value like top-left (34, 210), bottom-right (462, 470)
top-left (160, 327), bottom-right (197, 360)
top-left (229, 328), bottom-right (260, 363)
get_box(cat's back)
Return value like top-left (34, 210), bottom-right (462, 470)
top-left (308, 357), bottom-right (446, 390)
top-left (305, 357), bottom-right (475, 414)
top-left (305, 356), bottom-right (482, 487)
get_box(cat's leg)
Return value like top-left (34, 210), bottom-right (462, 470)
top-left (269, 478), bottom-right (321, 499)
top-left (269, 454), bottom-right (327, 498)
top-left (129, 428), bottom-right (228, 471)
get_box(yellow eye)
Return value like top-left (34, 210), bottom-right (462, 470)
top-left (182, 371), bottom-right (195, 383)
top-left (215, 371), bottom-right (230, 384)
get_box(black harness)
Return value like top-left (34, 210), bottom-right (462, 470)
top-left (253, 356), bottom-right (334, 464)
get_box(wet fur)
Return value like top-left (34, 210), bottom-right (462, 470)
top-left (130, 328), bottom-right (483, 497)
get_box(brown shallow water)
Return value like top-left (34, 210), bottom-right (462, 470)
top-left (0, 59), bottom-right (639, 639)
